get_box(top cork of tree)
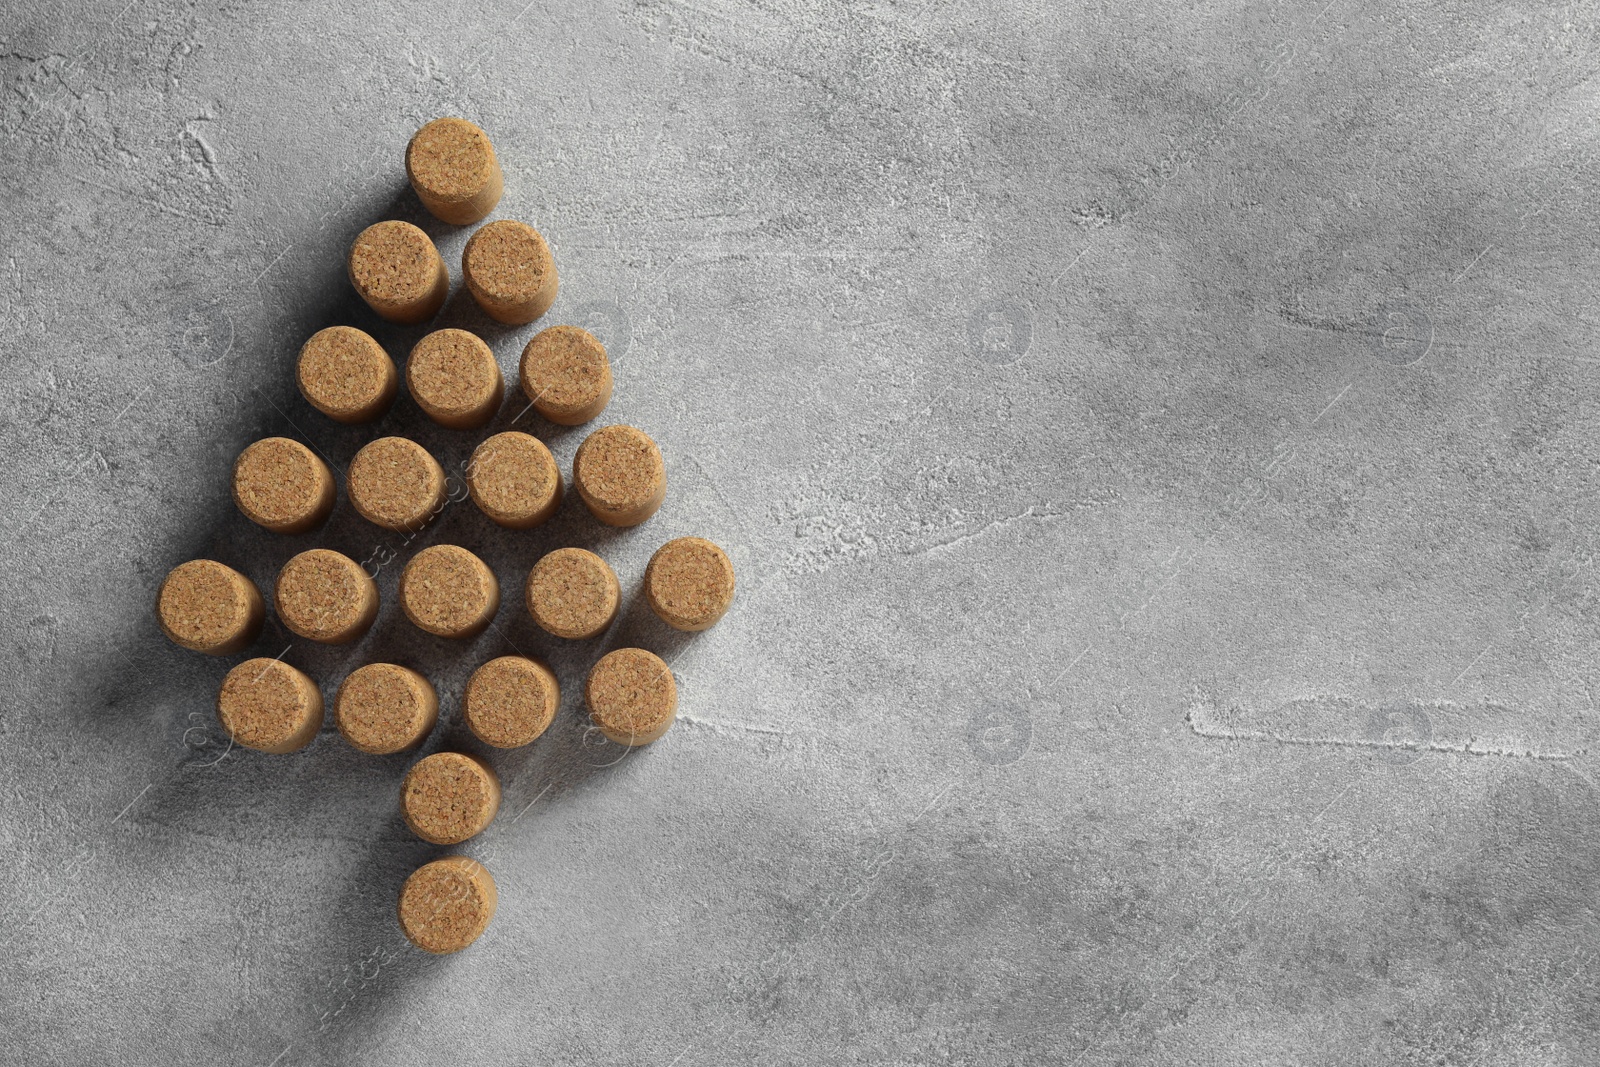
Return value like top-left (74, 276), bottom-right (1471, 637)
top-left (406, 117), bottom-right (505, 226)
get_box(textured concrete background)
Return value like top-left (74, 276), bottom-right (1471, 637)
top-left (4, 1), bottom-right (1600, 1063)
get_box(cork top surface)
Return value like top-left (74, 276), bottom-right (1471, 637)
top-left (526, 548), bottom-right (618, 639)
top-left (401, 752), bottom-right (499, 844)
top-left (275, 549), bottom-right (372, 641)
top-left (335, 663), bottom-right (436, 754)
top-left (585, 648), bottom-right (678, 740)
top-left (348, 436), bottom-right (445, 530)
top-left (407, 329), bottom-right (502, 419)
top-left (349, 221), bottom-right (440, 305)
top-left (463, 220), bottom-right (552, 302)
top-left (574, 425), bottom-right (665, 513)
top-left (406, 118), bottom-right (496, 202)
top-left (646, 537), bottom-right (736, 628)
top-left (467, 432), bottom-right (560, 524)
top-left (233, 438), bottom-right (327, 527)
top-left (157, 560), bottom-right (255, 650)
top-left (520, 325), bottom-right (610, 413)
top-left (217, 658), bottom-right (318, 751)
top-left (400, 545), bottom-right (498, 636)
top-left (397, 857), bottom-right (497, 954)
top-left (464, 656), bottom-right (559, 748)
top-left (297, 327), bottom-right (394, 418)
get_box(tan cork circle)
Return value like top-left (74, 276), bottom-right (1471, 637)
top-left (231, 437), bottom-right (336, 534)
top-left (216, 658), bottom-right (324, 754)
top-left (348, 221), bottom-right (449, 325)
top-left (334, 663), bottom-right (439, 755)
top-left (466, 431), bottom-right (562, 529)
top-left (572, 425), bottom-right (666, 527)
top-left (156, 560), bottom-right (264, 655)
top-left (406, 117), bottom-right (503, 225)
top-left (645, 537), bottom-right (736, 632)
top-left (585, 647), bottom-right (678, 747)
top-left (274, 549), bottom-right (379, 645)
top-left (519, 325), bottom-right (613, 426)
top-left (406, 329), bottom-right (504, 430)
top-left (400, 751), bottom-right (501, 845)
top-left (397, 856), bottom-right (498, 954)
top-left (347, 436), bottom-right (448, 533)
top-left (463, 655), bottom-right (560, 748)
top-left (400, 545), bottom-right (500, 639)
top-left (462, 219), bottom-right (558, 326)
top-left (296, 326), bottom-right (398, 424)
top-left (525, 547), bottom-right (619, 640)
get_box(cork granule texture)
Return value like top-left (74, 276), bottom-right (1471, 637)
top-left (157, 560), bottom-right (256, 650)
top-left (217, 659), bottom-right (318, 751)
top-left (276, 550), bottom-right (370, 641)
top-left (407, 329), bottom-right (501, 419)
top-left (336, 664), bottom-right (434, 754)
top-left (401, 753), bottom-right (498, 845)
top-left (349, 222), bottom-right (438, 304)
top-left (401, 546), bottom-right (497, 635)
top-left (406, 118), bottom-right (495, 202)
top-left (586, 648), bottom-right (677, 739)
top-left (520, 325), bottom-right (610, 416)
top-left (468, 431), bottom-right (560, 525)
top-left (526, 548), bottom-right (618, 639)
top-left (348, 437), bottom-right (444, 531)
top-left (464, 220), bottom-right (551, 302)
top-left (233, 438), bottom-right (326, 527)
top-left (575, 425), bottom-right (664, 513)
top-left (297, 327), bottom-right (393, 417)
top-left (464, 656), bottom-right (558, 748)
top-left (397, 858), bottom-right (497, 955)
top-left (647, 538), bottom-right (736, 629)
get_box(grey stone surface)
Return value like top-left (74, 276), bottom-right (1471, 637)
top-left (3, 1), bottom-right (1600, 1063)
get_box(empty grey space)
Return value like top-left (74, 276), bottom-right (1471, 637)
top-left (3, 1), bottom-right (1598, 1063)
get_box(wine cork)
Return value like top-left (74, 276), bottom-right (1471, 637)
top-left (232, 438), bottom-right (336, 534)
top-left (525, 547), bottom-right (618, 640)
top-left (645, 537), bottom-right (736, 631)
top-left (463, 655), bottom-right (559, 748)
top-left (519, 325), bottom-right (612, 425)
top-left (406, 329), bottom-right (504, 430)
top-left (405, 117), bottom-right (504, 226)
top-left (400, 752), bottom-right (501, 844)
top-left (217, 658), bottom-right (324, 754)
top-left (461, 220), bottom-right (558, 325)
top-left (466, 431), bottom-right (562, 529)
top-left (585, 648), bottom-right (677, 746)
top-left (400, 545), bottom-right (500, 639)
top-left (348, 220), bottom-right (449, 325)
top-left (296, 326), bottom-right (398, 424)
top-left (398, 856), bottom-right (498, 954)
top-left (275, 549), bottom-right (379, 645)
top-left (573, 425), bottom-right (666, 527)
top-left (156, 560), bottom-right (265, 655)
top-left (347, 436), bottom-right (447, 533)
top-left (334, 663), bottom-right (439, 755)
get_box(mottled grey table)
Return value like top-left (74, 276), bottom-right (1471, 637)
top-left (4, 2), bottom-right (1599, 1063)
